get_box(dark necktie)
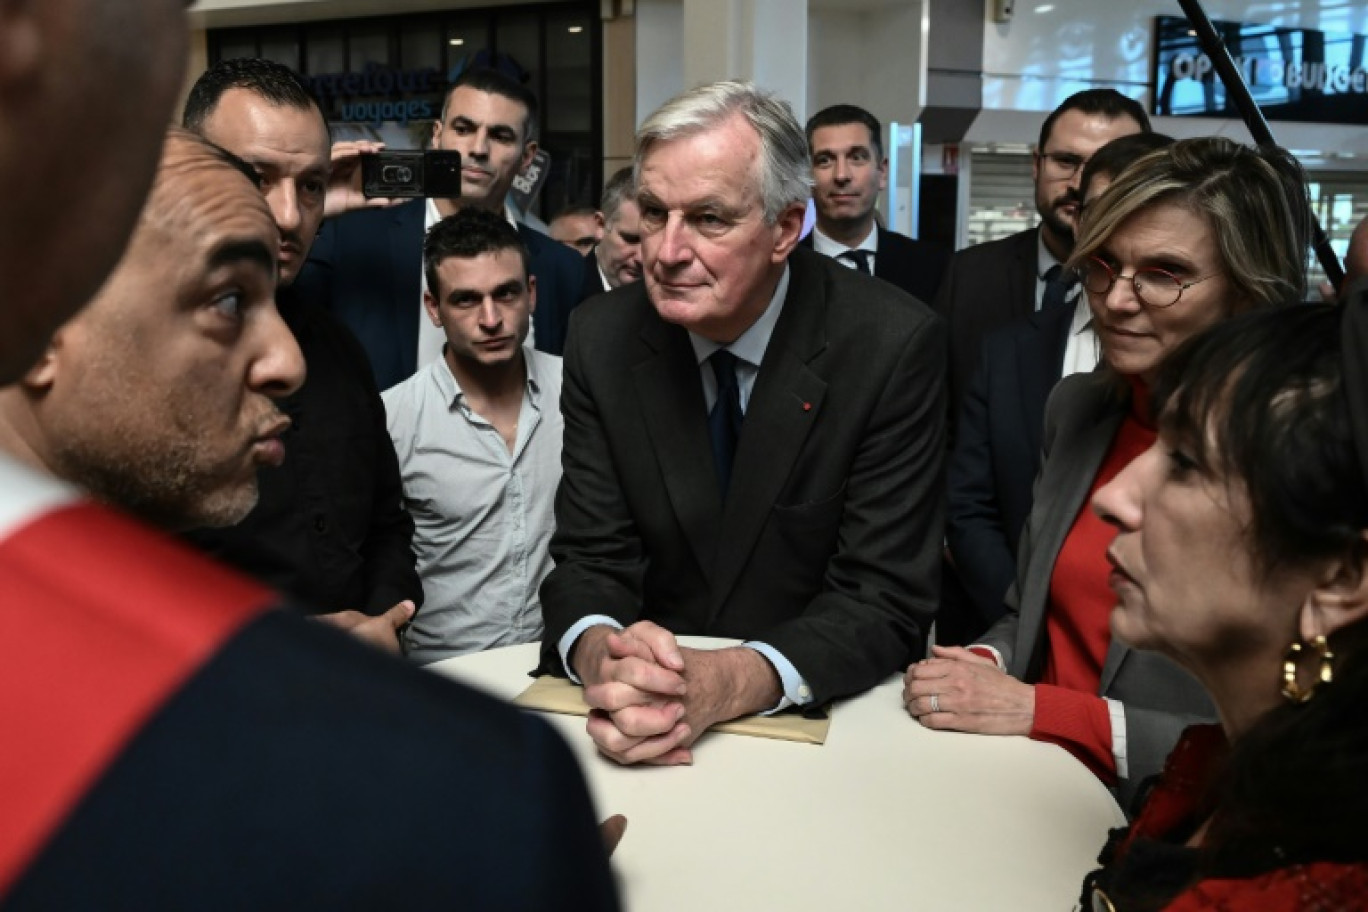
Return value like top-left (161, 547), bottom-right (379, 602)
top-left (1041, 263), bottom-right (1077, 312)
top-left (840, 249), bottom-right (872, 275)
top-left (708, 349), bottom-right (744, 495)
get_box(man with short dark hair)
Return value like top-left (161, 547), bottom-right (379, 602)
top-left (585, 165), bottom-right (643, 296)
top-left (540, 80), bottom-right (945, 767)
top-left (550, 204), bottom-right (603, 255)
top-left (182, 58), bottom-right (421, 653)
top-left (384, 208), bottom-right (563, 664)
top-left (306, 68), bottom-right (588, 390)
top-left (933, 88), bottom-right (1149, 415)
top-left (800, 104), bottom-right (949, 305)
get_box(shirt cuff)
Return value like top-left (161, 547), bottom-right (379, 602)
top-left (1106, 698), bottom-right (1128, 780)
top-left (743, 641), bottom-right (813, 714)
top-left (557, 615), bottom-right (623, 684)
top-left (967, 644), bottom-right (1006, 672)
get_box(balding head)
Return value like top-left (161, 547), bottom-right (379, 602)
top-left (0, 128), bottom-right (305, 531)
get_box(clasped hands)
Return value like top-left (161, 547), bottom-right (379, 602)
top-left (573, 621), bottom-right (780, 766)
top-left (902, 645), bottom-right (1035, 736)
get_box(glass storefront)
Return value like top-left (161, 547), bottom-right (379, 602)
top-left (208, 2), bottom-right (601, 219)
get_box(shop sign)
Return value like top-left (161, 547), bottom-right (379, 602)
top-left (1152, 15), bottom-right (1368, 124)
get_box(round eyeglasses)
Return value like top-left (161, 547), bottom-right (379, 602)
top-left (1080, 255), bottom-right (1220, 309)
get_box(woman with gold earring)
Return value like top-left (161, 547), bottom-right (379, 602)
top-left (1083, 300), bottom-right (1368, 910)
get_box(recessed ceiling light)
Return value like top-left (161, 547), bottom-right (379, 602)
top-left (449, 38), bottom-right (464, 46)
top-left (568, 25), bottom-right (584, 34)
top-left (1034, 4), bottom-right (1055, 12)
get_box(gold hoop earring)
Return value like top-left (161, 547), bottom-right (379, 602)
top-left (1281, 634), bottom-right (1335, 704)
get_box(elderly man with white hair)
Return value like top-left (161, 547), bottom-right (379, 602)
top-left (539, 79), bottom-right (948, 766)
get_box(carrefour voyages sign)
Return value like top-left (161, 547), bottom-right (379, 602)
top-left (1153, 15), bottom-right (1368, 124)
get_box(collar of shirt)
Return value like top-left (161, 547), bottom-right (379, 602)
top-left (686, 266), bottom-right (790, 415)
top-left (596, 261), bottom-right (612, 292)
top-left (687, 265), bottom-right (790, 370)
top-left (810, 223), bottom-right (878, 261)
top-left (430, 345), bottom-right (543, 412)
top-left (0, 453), bottom-right (79, 544)
top-left (1069, 293), bottom-right (1093, 338)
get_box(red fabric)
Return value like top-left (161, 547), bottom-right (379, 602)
top-left (1030, 382), bottom-right (1155, 781)
top-left (1164, 865), bottom-right (1368, 911)
top-left (1115, 726), bottom-right (1368, 911)
top-left (0, 503), bottom-right (272, 895)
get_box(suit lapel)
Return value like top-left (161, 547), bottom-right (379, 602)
top-left (632, 312), bottom-right (723, 578)
top-left (1010, 228), bottom-right (1039, 321)
top-left (1017, 376), bottom-right (1126, 677)
top-left (1016, 303), bottom-right (1074, 457)
top-left (709, 253), bottom-right (829, 617)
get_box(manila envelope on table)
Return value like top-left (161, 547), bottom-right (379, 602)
top-left (514, 675), bottom-right (830, 745)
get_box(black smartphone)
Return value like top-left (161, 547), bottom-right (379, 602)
top-left (361, 150), bottom-right (462, 199)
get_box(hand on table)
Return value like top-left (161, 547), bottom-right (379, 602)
top-left (313, 600), bottom-right (414, 655)
top-left (902, 645), bottom-right (1035, 735)
top-left (576, 622), bottom-right (781, 766)
top-left (324, 140), bottom-right (404, 218)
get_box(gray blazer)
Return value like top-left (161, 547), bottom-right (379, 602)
top-left (978, 370), bottom-right (1216, 811)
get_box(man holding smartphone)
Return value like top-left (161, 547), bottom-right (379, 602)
top-left (306, 67), bottom-right (588, 391)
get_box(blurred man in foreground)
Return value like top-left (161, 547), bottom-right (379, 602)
top-left (0, 5), bottom-right (618, 905)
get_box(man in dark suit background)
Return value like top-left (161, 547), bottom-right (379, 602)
top-left (799, 104), bottom-right (949, 306)
top-left (540, 80), bottom-right (946, 766)
top-left (932, 89), bottom-right (1149, 416)
top-left (580, 165), bottom-right (643, 299)
top-left (301, 68), bottom-right (587, 391)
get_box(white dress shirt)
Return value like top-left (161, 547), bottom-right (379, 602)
top-left (383, 346), bottom-right (562, 665)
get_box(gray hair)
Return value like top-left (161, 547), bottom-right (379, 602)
top-left (599, 165), bottom-right (637, 223)
top-left (634, 80), bottom-right (811, 223)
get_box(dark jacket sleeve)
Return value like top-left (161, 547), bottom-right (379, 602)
top-left (338, 322), bottom-right (422, 615)
top-left (946, 338), bottom-right (1017, 628)
top-left (538, 308), bottom-right (649, 671)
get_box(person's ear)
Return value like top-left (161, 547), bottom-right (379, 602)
top-left (878, 156), bottom-right (889, 193)
top-left (1299, 532), bottom-right (1368, 642)
top-left (422, 290), bottom-right (442, 328)
top-left (0, 0), bottom-right (42, 86)
top-left (526, 274), bottom-right (537, 316)
top-left (519, 140), bottom-right (539, 175)
top-left (771, 201), bottom-right (807, 264)
top-left (21, 333), bottom-right (61, 393)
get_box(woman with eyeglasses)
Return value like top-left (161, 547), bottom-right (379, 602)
top-left (904, 137), bottom-right (1313, 808)
top-left (1081, 302), bottom-right (1368, 910)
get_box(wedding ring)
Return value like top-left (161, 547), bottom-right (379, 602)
top-left (930, 693), bottom-right (941, 714)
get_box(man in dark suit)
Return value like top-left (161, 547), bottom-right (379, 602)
top-left (799, 104), bottom-right (949, 305)
top-left (539, 81), bottom-right (946, 766)
top-left (580, 165), bottom-right (642, 299)
top-left (932, 89), bottom-right (1149, 416)
top-left (301, 68), bottom-right (587, 391)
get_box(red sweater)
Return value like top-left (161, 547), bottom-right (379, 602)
top-left (1029, 384), bottom-right (1155, 783)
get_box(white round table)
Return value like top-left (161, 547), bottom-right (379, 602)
top-left (428, 639), bottom-right (1125, 912)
